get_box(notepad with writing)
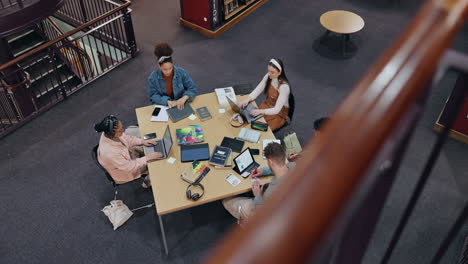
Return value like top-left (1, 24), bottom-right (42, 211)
top-left (236, 128), bottom-right (261, 143)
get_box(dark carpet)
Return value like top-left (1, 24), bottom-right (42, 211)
top-left (1, 0), bottom-right (468, 263)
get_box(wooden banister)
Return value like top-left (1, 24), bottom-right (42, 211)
top-left (0, 0), bottom-right (131, 72)
top-left (204, 0), bottom-right (468, 263)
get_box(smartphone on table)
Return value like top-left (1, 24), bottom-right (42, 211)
top-left (152, 107), bottom-right (162, 117)
top-left (143, 133), bottom-right (157, 140)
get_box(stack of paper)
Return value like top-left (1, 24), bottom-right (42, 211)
top-left (215, 87), bottom-right (236, 107)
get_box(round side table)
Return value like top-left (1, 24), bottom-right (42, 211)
top-left (319, 10), bottom-right (365, 57)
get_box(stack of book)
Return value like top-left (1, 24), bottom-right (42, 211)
top-left (209, 145), bottom-right (233, 169)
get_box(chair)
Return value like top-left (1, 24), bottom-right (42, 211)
top-left (92, 144), bottom-right (154, 211)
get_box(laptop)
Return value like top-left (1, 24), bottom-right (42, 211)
top-left (233, 148), bottom-right (260, 177)
top-left (144, 125), bottom-right (173, 160)
top-left (227, 96), bottom-right (263, 123)
top-left (166, 103), bottom-right (194, 122)
top-left (180, 143), bottom-right (210, 162)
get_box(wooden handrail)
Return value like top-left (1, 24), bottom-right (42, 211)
top-left (44, 17), bottom-right (94, 76)
top-left (204, 0), bottom-right (468, 263)
top-left (0, 0), bottom-right (131, 71)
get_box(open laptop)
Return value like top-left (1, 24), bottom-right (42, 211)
top-left (227, 96), bottom-right (264, 123)
top-left (144, 125), bottom-right (173, 161)
top-left (166, 103), bottom-right (194, 122)
top-left (233, 148), bottom-right (260, 177)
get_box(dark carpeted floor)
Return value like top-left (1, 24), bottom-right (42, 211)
top-left (1, 0), bottom-right (468, 263)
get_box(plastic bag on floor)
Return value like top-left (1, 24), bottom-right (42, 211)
top-left (102, 200), bottom-right (133, 230)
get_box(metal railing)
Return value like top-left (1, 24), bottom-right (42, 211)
top-left (0, 0), bottom-right (25, 9)
top-left (0, 0), bottom-right (135, 138)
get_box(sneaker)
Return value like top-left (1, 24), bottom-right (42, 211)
top-left (141, 176), bottom-right (152, 189)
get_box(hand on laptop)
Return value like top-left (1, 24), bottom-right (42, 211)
top-left (239, 99), bottom-right (250, 109)
top-left (175, 96), bottom-right (189, 110)
top-left (249, 109), bottom-right (264, 117)
top-left (142, 140), bottom-right (158, 146)
top-left (167, 100), bottom-right (177, 108)
top-left (146, 152), bottom-right (163, 161)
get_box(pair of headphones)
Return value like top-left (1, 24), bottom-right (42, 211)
top-left (186, 182), bottom-right (205, 201)
top-left (230, 113), bottom-right (244, 127)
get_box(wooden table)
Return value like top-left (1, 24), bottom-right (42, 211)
top-left (135, 92), bottom-right (275, 254)
top-left (319, 10), bottom-right (365, 56)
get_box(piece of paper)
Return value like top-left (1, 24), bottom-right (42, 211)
top-left (218, 108), bottom-right (226, 114)
top-left (150, 105), bottom-right (169, 122)
top-left (241, 171), bottom-right (250, 178)
top-left (188, 114), bottom-right (197, 120)
top-left (226, 173), bottom-right (241, 187)
top-left (167, 157), bottom-right (176, 164)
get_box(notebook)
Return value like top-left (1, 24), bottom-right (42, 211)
top-left (176, 125), bottom-right (204, 145)
top-left (220, 137), bottom-right (244, 153)
top-left (180, 143), bottom-right (210, 162)
top-left (166, 103), bottom-right (194, 122)
top-left (283, 132), bottom-right (302, 155)
top-left (209, 145), bottom-right (232, 166)
top-left (196, 106), bottom-right (212, 121)
top-left (215, 152), bottom-right (233, 169)
top-left (236, 128), bottom-right (261, 143)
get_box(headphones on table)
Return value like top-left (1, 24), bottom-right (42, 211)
top-left (230, 113), bottom-right (244, 127)
top-left (186, 182), bottom-right (205, 201)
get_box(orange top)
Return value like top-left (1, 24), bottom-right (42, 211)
top-left (163, 71), bottom-right (174, 99)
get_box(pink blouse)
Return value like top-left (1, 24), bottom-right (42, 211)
top-left (97, 133), bottom-right (146, 184)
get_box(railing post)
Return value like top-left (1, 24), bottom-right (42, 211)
top-left (121, 8), bottom-right (137, 57)
top-left (78, 0), bottom-right (88, 23)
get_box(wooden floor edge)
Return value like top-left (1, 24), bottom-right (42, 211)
top-left (179, 0), bottom-right (268, 38)
top-left (433, 122), bottom-right (468, 144)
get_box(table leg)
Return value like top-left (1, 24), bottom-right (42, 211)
top-left (341, 34), bottom-right (351, 56)
top-left (158, 214), bottom-right (169, 255)
top-left (320, 30), bottom-right (331, 44)
top-left (341, 34), bottom-right (347, 56)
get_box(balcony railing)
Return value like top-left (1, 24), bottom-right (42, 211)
top-left (0, 0), bottom-right (135, 138)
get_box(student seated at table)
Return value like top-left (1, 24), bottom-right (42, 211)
top-left (222, 142), bottom-right (290, 224)
top-left (94, 115), bottom-right (163, 187)
top-left (148, 43), bottom-right (198, 110)
top-left (239, 58), bottom-right (293, 131)
top-left (288, 117), bottom-right (329, 162)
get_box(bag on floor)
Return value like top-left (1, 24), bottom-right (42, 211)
top-left (102, 200), bottom-right (133, 230)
